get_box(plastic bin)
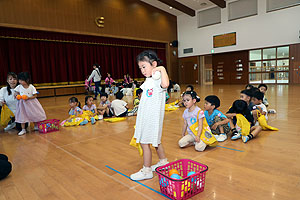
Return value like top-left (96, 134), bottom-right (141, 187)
top-left (155, 159), bottom-right (208, 200)
top-left (37, 119), bottom-right (60, 134)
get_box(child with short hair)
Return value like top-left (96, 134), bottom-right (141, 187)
top-left (240, 89), bottom-right (258, 122)
top-left (128, 88), bottom-right (143, 116)
top-left (178, 91), bottom-right (208, 151)
top-left (252, 91), bottom-right (268, 121)
top-left (130, 50), bottom-right (169, 181)
top-left (111, 92), bottom-right (128, 117)
top-left (204, 95), bottom-right (230, 142)
top-left (226, 100), bottom-right (262, 143)
top-left (14, 72), bottom-right (47, 136)
top-left (97, 93), bottom-right (111, 119)
top-left (82, 96), bottom-right (97, 124)
top-left (258, 84), bottom-right (269, 107)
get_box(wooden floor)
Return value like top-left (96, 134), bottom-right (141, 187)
top-left (0, 84), bottom-right (300, 200)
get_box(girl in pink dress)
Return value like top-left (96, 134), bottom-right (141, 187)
top-left (14, 72), bottom-right (46, 136)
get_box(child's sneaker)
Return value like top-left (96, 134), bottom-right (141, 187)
top-left (130, 166), bottom-right (153, 181)
top-left (217, 133), bottom-right (227, 142)
top-left (18, 129), bottom-right (26, 136)
top-left (242, 136), bottom-right (249, 143)
top-left (231, 132), bottom-right (241, 140)
top-left (4, 122), bottom-right (16, 131)
top-left (151, 159), bottom-right (169, 172)
top-left (128, 112), bottom-right (134, 117)
top-left (98, 115), bottom-right (103, 120)
top-left (91, 117), bottom-right (96, 124)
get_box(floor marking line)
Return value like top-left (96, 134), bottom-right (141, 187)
top-left (105, 165), bottom-right (171, 200)
top-left (37, 135), bottom-right (153, 200)
top-left (216, 145), bottom-right (244, 152)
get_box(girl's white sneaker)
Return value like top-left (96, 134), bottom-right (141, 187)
top-left (130, 166), bottom-right (153, 181)
top-left (18, 129), bottom-right (26, 136)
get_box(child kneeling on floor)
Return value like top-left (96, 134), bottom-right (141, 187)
top-left (204, 95), bottom-right (230, 142)
top-left (178, 91), bottom-right (217, 151)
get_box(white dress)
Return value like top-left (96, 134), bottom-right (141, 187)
top-left (134, 76), bottom-right (166, 147)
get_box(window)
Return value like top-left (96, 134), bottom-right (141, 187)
top-left (249, 46), bottom-right (289, 84)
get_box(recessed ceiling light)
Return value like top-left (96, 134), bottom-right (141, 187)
top-left (169, 6), bottom-right (173, 9)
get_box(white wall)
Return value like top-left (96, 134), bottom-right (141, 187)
top-left (177, 0), bottom-right (300, 57)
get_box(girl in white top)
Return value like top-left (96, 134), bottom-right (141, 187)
top-left (0, 72), bottom-right (18, 131)
top-left (87, 64), bottom-right (102, 99)
top-left (14, 72), bottom-right (46, 136)
top-left (130, 50), bottom-right (169, 181)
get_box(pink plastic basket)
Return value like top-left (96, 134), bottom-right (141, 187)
top-left (155, 159), bottom-right (208, 200)
top-left (37, 119), bottom-right (60, 134)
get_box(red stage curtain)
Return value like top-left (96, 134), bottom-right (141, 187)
top-left (0, 27), bottom-right (166, 85)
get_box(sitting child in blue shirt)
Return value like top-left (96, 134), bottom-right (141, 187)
top-left (204, 95), bottom-right (230, 142)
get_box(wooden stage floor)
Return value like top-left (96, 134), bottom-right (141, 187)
top-left (0, 84), bottom-right (299, 200)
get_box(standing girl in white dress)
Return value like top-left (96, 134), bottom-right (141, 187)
top-left (130, 50), bottom-right (169, 181)
top-left (14, 72), bottom-right (46, 136)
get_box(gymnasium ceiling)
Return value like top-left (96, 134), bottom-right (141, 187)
top-left (141, 0), bottom-right (227, 16)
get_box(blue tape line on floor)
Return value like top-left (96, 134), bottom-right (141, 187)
top-left (216, 145), bottom-right (244, 152)
top-left (105, 165), bottom-right (171, 200)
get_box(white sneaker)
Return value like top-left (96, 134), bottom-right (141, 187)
top-left (217, 134), bottom-right (227, 142)
top-left (18, 129), bottom-right (26, 136)
top-left (128, 112), bottom-right (134, 117)
top-left (151, 159), bottom-right (169, 172)
top-left (130, 166), bottom-right (153, 181)
top-left (4, 122), bottom-right (16, 131)
top-left (98, 115), bottom-right (103, 120)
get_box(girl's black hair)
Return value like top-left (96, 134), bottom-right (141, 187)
top-left (85, 95), bottom-right (93, 105)
top-left (183, 91), bottom-right (200, 102)
top-left (6, 72), bottom-right (17, 96)
top-left (245, 84), bottom-right (254, 89)
top-left (18, 72), bottom-right (31, 84)
top-left (69, 97), bottom-right (81, 108)
top-left (186, 85), bottom-right (194, 91)
top-left (136, 50), bottom-right (163, 65)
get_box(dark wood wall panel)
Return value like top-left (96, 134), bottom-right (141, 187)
top-left (212, 51), bottom-right (249, 84)
top-left (290, 43), bottom-right (300, 84)
top-left (179, 56), bottom-right (199, 84)
top-left (0, 0), bottom-right (177, 43)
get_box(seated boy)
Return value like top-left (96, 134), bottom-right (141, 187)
top-left (240, 89), bottom-right (258, 123)
top-left (128, 88), bottom-right (142, 116)
top-left (226, 100), bottom-right (262, 143)
top-left (204, 95), bottom-right (230, 142)
top-left (111, 92), bottom-right (128, 117)
top-left (252, 91), bottom-right (268, 121)
top-left (258, 84), bottom-right (269, 107)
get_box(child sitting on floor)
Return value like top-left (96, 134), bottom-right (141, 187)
top-left (178, 91), bottom-right (217, 151)
top-left (252, 91), bottom-right (268, 121)
top-left (128, 88), bottom-right (143, 116)
top-left (226, 100), bottom-right (262, 143)
top-left (97, 93), bottom-right (112, 119)
top-left (258, 84), bottom-right (269, 107)
top-left (204, 95), bottom-right (230, 142)
top-left (61, 97), bottom-right (89, 126)
top-left (111, 92), bottom-right (128, 117)
top-left (82, 96), bottom-right (97, 124)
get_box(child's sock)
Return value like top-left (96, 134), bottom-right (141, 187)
top-left (91, 117), bottom-right (96, 124)
top-left (80, 119), bottom-right (89, 125)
